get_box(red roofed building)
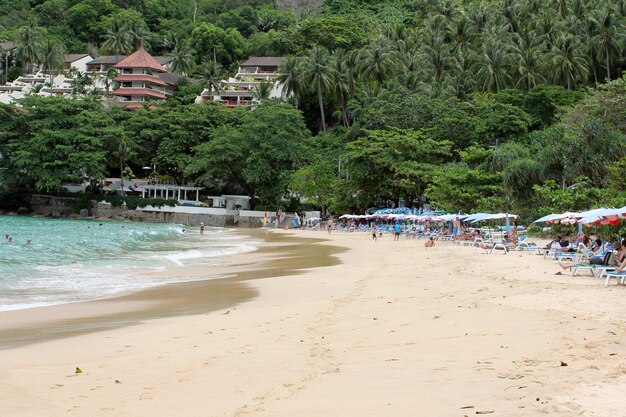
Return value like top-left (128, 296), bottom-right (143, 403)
top-left (112, 46), bottom-right (176, 108)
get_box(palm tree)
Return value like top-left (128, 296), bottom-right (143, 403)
top-left (201, 60), bottom-right (223, 94)
top-left (581, 15), bottom-right (602, 83)
top-left (553, 0), bottom-right (569, 19)
top-left (397, 50), bottom-right (427, 91)
top-left (101, 67), bottom-right (118, 108)
top-left (343, 50), bottom-right (359, 99)
top-left (473, 38), bottom-right (512, 92)
top-left (1, 26), bottom-right (12, 83)
top-left (570, 0), bottom-right (588, 22)
top-left (302, 46), bottom-right (335, 134)
top-left (511, 30), bottom-right (547, 91)
top-left (41, 39), bottom-right (65, 86)
top-left (424, 40), bottom-right (449, 82)
top-left (548, 35), bottom-right (588, 89)
top-left (590, 8), bottom-right (626, 82)
top-left (533, 11), bottom-right (560, 48)
top-left (128, 24), bottom-right (149, 51)
top-left (68, 67), bottom-right (93, 95)
top-left (253, 81), bottom-right (272, 102)
top-left (359, 39), bottom-right (397, 86)
top-left (101, 23), bottom-right (132, 59)
top-left (467, 3), bottom-right (492, 34)
top-left (448, 52), bottom-right (475, 99)
top-left (512, 43), bottom-right (547, 91)
top-left (449, 15), bottom-right (474, 53)
top-left (522, 0), bottom-right (547, 17)
top-left (168, 41), bottom-right (195, 75)
top-left (330, 52), bottom-right (350, 127)
top-left (276, 56), bottom-right (303, 106)
top-left (501, 0), bottom-right (522, 34)
top-left (17, 23), bottom-right (45, 73)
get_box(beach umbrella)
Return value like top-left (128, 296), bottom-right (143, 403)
top-left (576, 208), bottom-right (620, 225)
top-left (465, 213), bottom-right (489, 223)
top-left (505, 213), bottom-right (510, 230)
top-left (534, 213), bottom-right (564, 223)
top-left (469, 213), bottom-right (503, 223)
top-left (489, 212), bottom-right (518, 220)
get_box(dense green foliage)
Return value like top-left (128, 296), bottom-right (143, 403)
top-left (0, 0), bottom-right (625, 217)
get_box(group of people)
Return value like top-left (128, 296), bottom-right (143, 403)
top-left (3, 234), bottom-right (31, 245)
top-left (551, 233), bottom-right (624, 270)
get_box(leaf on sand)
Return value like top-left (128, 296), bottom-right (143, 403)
top-left (560, 361), bottom-right (568, 366)
top-left (476, 411), bottom-right (494, 415)
top-left (75, 367), bottom-right (82, 374)
top-left (460, 405), bottom-right (475, 409)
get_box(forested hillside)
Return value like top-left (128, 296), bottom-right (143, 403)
top-left (0, 0), bottom-right (625, 219)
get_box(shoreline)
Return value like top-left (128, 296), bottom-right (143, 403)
top-left (1, 230), bottom-right (625, 416)
top-left (0, 229), bottom-right (345, 349)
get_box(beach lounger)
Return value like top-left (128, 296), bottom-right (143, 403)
top-left (604, 271), bottom-right (626, 286)
top-left (489, 242), bottom-right (510, 254)
top-left (570, 265), bottom-right (615, 277)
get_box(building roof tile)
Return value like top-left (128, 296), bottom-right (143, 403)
top-left (114, 74), bottom-right (167, 86)
top-left (112, 88), bottom-right (167, 99)
top-left (64, 54), bottom-right (90, 63)
top-left (0, 42), bottom-right (17, 52)
top-left (114, 47), bottom-right (166, 72)
top-left (240, 57), bottom-right (285, 67)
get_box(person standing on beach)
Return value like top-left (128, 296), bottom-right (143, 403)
top-left (394, 223), bottom-right (401, 241)
top-left (200, 222), bottom-right (205, 235)
top-left (452, 217), bottom-right (461, 241)
top-left (326, 218), bottom-right (333, 234)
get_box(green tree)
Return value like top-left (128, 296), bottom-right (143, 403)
top-left (190, 22), bottom-right (244, 66)
top-left (299, 15), bottom-right (366, 50)
top-left (425, 165), bottom-right (502, 213)
top-left (346, 128), bottom-right (453, 206)
top-left (2, 96), bottom-right (107, 191)
top-left (186, 102), bottom-right (311, 205)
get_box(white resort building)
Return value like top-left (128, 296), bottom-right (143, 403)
top-left (0, 47), bottom-right (181, 107)
top-left (195, 57), bottom-right (285, 107)
top-left (0, 54), bottom-right (94, 104)
top-left (110, 46), bottom-right (180, 109)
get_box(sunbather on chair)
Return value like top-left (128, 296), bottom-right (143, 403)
top-left (558, 241), bottom-right (620, 270)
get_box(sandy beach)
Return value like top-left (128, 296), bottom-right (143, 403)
top-left (1, 229), bottom-right (625, 416)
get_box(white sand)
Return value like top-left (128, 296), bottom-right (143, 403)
top-left (1, 230), bottom-right (625, 416)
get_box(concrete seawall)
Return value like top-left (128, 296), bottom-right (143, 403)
top-left (28, 195), bottom-right (284, 229)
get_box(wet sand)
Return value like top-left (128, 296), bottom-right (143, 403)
top-left (0, 230), bottom-right (345, 349)
top-left (1, 230), bottom-right (625, 416)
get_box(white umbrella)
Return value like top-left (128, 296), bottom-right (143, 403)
top-left (577, 208), bottom-right (621, 225)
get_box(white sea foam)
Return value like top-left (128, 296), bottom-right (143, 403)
top-left (0, 216), bottom-right (260, 312)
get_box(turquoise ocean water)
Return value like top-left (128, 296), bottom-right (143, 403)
top-left (0, 216), bottom-right (259, 312)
